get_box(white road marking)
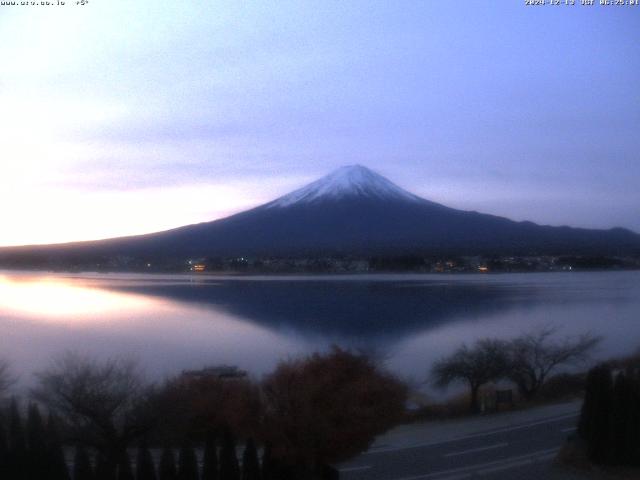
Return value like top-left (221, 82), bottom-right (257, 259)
top-left (339, 465), bottom-right (372, 473)
top-left (432, 474), bottom-right (471, 480)
top-left (389, 446), bottom-right (561, 480)
top-left (476, 458), bottom-right (533, 475)
top-left (477, 451), bottom-right (557, 475)
top-left (364, 412), bottom-right (578, 454)
top-left (443, 442), bottom-right (508, 458)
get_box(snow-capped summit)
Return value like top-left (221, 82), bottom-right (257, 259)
top-left (267, 165), bottom-right (421, 208)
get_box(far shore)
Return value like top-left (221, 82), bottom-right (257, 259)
top-left (1, 264), bottom-right (639, 278)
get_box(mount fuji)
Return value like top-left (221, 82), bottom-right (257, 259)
top-left (1, 165), bottom-right (639, 266)
top-left (265, 164), bottom-right (424, 207)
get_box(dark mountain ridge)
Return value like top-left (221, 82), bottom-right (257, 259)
top-left (1, 165), bottom-right (639, 268)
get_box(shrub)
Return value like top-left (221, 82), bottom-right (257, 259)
top-left (262, 347), bottom-right (407, 479)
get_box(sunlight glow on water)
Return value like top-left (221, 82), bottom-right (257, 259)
top-left (0, 274), bottom-right (151, 319)
top-left (0, 272), bottom-right (309, 385)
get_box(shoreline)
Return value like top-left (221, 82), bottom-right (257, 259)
top-left (1, 266), bottom-right (639, 279)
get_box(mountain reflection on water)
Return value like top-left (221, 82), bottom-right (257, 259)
top-left (108, 277), bottom-right (538, 340)
top-left (1, 272), bottom-right (639, 386)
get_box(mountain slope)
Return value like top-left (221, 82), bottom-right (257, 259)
top-left (1, 165), bottom-right (639, 265)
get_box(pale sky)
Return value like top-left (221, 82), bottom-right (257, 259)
top-left (0, 1), bottom-right (638, 246)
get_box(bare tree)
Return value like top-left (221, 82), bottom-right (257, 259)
top-left (32, 352), bottom-right (154, 474)
top-left (507, 327), bottom-right (601, 401)
top-left (0, 359), bottom-right (15, 398)
top-left (431, 339), bottom-right (510, 413)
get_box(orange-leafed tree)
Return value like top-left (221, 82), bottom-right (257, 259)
top-left (152, 371), bottom-right (262, 442)
top-left (261, 347), bottom-right (407, 479)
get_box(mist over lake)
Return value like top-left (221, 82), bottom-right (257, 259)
top-left (1, 270), bottom-right (639, 391)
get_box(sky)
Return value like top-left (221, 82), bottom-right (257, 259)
top-left (0, 0), bottom-right (638, 247)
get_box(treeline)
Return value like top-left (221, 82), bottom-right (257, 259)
top-left (3, 252), bottom-right (638, 274)
top-left (182, 254), bottom-right (640, 274)
top-left (0, 401), bottom-right (68, 480)
top-left (0, 348), bottom-right (408, 480)
top-left (0, 403), bottom-right (285, 480)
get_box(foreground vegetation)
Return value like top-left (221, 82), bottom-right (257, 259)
top-left (431, 327), bottom-right (600, 413)
top-left (0, 328), bottom-right (636, 479)
top-left (0, 348), bottom-right (406, 480)
top-left (558, 352), bottom-right (640, 474)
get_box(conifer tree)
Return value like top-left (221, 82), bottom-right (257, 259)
top-left (136, 441), bottom-right (157, 480)
top-left (8, 398), bottom-right (27, 480)
top-left (95, 452), bottom-right (116, 480)
top-left (201, 433), bottom-right (218, 480)
top-left (219, 429), bottom-right (239, 480)
top-left (27, 403), bottom-right (48, 479)
top-left (117, 450), bottom-right (135, 480)
top-left (45, 413), bottom-right (70, 480)
top-left (578, 364), bottom-right (613, 464)
top-left (259, 444), bottom-right (273, 480)
top-left (241, 438), bottom-right (260, 480)
top-left (74, 445), bottom-right (95, 480)
top-left (631, 368), bottom-right (640, 466)
top-left (611, 372), bottom-right (634, 465)
top-left (0, 415), bottom-right (9, 479)
top-left (159, 446), bottom-right (178, 480)
top-left (178, 439), bottom-right (199, 480)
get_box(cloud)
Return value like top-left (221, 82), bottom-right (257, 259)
top-left (0, 1), bottom-right (638, 245)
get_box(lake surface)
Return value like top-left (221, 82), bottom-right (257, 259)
top-left (1, 270), bottom-right (639, 392)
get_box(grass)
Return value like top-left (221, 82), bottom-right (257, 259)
top-left (406, 371), bottom-right (587, 422)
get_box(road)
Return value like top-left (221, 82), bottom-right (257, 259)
top-left (338, 410), bottom-right (583, 480)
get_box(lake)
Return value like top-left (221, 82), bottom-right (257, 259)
top-left (1, 270), bottom-right (639, 393)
